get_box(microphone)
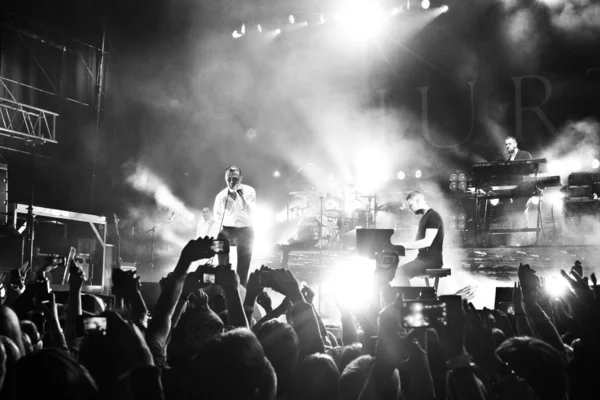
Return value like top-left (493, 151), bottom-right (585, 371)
top-left (237, 187), bottom-right (244, 197)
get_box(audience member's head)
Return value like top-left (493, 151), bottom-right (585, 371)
top-left (185, 328), bottom-right (276, 400)
top-left (168, 305), bottom-right (224, 366)
top-left (0, 336), bottom-right (22, 398)
top-left (21, 332), bottom-right (33, 354)
top-left (492, 327), bottom-right (507, 348)
top-left (254, 320), bottom-right (300, 397)
top-left (0, 306), bottom-right (25, 356)
top-left (15, 348), bottom-right (100, 400)
top-left (288, 353), bottom-right (340, 400)
top-left (338, 343), bottom-right (363, 373)
top-left (339, 355), bottom-right (375, 400)
top-left (20, 320), bottom-right (42, 351)
top-left (497, 336), bottom-right (568, 400)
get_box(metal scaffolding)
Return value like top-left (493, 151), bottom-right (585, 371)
top-left (0, 81), bottom-right (58, 144)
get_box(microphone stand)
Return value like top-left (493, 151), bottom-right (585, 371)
top-left (146, 213), bottom-right (174, 268)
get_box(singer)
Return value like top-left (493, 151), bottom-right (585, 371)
top-left (213, 165), bottom-right (256, 286)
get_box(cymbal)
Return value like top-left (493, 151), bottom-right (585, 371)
top-left (289, 190), bottom-right (315, 197)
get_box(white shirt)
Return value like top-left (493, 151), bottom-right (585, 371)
top-left (196, 218), bottom-right (219, 239)
top-left (213, 184), bottom-right (256, 229)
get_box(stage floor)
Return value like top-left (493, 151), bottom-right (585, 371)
top-left (249, 244), bottom-right (600, 323)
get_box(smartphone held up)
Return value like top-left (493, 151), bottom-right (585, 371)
top-left (401, 299), bottom-right (448, 329)
top-left (210, 239), bottom-right (229, 254)
top-left (76, 315), bottom-right (108, 337)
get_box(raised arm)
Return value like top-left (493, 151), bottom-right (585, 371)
top-left (146, 239), bottom-right (214, 365)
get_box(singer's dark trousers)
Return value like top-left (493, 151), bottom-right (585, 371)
top-left (217, 226), bottom-right (254, 286)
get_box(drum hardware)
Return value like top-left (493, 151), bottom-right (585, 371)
top-left (290, 190), bottom-right (315, 198)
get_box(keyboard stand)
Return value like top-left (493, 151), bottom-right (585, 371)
top-left (474, 163), bottom-right (545, 247)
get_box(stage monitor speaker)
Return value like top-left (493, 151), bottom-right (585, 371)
top-left (0, 225), bottom-right (23, 272)
top-left (494, 287), bottom-right (514, 310)
top-left (0, 164), bottom-right (7, 225)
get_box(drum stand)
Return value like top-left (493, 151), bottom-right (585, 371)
top-left (364, 193), bottom-right (377, 228)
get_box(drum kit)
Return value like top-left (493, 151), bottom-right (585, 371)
top-left (286, 185), bottom-right (383, 250)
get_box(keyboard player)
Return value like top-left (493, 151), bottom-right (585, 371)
top-left (391, 191), bottom-right (445, 286)
top-left (504, 136), bottom-right (532, 162)
top-left (494, 137), bottom-right (535, 244)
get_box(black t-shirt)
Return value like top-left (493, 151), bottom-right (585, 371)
top-left (416, 209), bottom-right (444, 264)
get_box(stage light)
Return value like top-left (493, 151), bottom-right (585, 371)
top-left (289, 15), bottom-right (295, 24)
top-left (449, 215), bottom-right (458, 230)
top-left (458, 173), bottom-right (467, 182)
top-left (458, 213), bottom-right (466, 222)
top-left (273, 170), bottom-right (281, 178)
top-left (440, 5), bottom-right (449, 12)
top-left (257, 24), bottom-right (262, 33)
top-left (421, 0), bottom-right (430, 9)
top-left (415, 170), bottom-right (422, 178)
top-left (302, 21), bottom-right (308, 26)
top-left (458, 221), bottom-right (466, 231)
top-left (274, 28), bottom-right (282, 35)
top-left (449, 182), bottom-right (458, 191)
top-left (458, 182), bottom-right (467, 191)
top-left (547, 275), bottom-right (569, 298)
top-left (397, 171), bottom-right (405, 180)
top-left (241, 24), bottom-right (246, 34)
top-left (449, 173), bottom-right (458, 182)
top-left (232, 30), bottom-right (243, 39)
top-left (490, 198), bottom-right (500, 206)
top-left (391, 7), bottom-right (401, 15)
top-left (592, 159), bottom-right (599, 169)
top-left (530, 196), bottom-right (540, 206)
top-left (337, 0), bottom-right (386, 41)
top-left (320, 14), bottom-right (326, 24)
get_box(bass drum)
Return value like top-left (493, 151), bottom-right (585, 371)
top-left (297, 217), bottom-right (322, 247)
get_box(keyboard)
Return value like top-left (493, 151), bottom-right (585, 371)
top-left (473, 158), bottom-right (547, 181)
top-left (473, 158), bottom-right (547, 169)
top-left (477, 174), bottom-right (562, 199)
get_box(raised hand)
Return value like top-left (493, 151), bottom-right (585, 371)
top-left (179, 237), bottom-right (214, 265)
top-left (273, 297), bottom-right (293, 316)
top-left (112, 269), bottom-right (141, 301)
top-left (245, 270), bottom-right (263, 301)
top-left (8, 262), bottom-right (28, 294)
top-left (464, 304), bottom-right (506, 385)
top-left (518, 264), bottom-right (540, 304)
top-left (560, 268), bottom-right (592, 302)
top-left (182, 268), bottom-right (208, 298)
top-left (256, 291), bottom-right (273, 313)
top-left (491, 309), bottom-right (515, 338)
top-left (271, 269), bottom-right (303, 304)
top-left (301, 284), bottom-right (315, 304)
